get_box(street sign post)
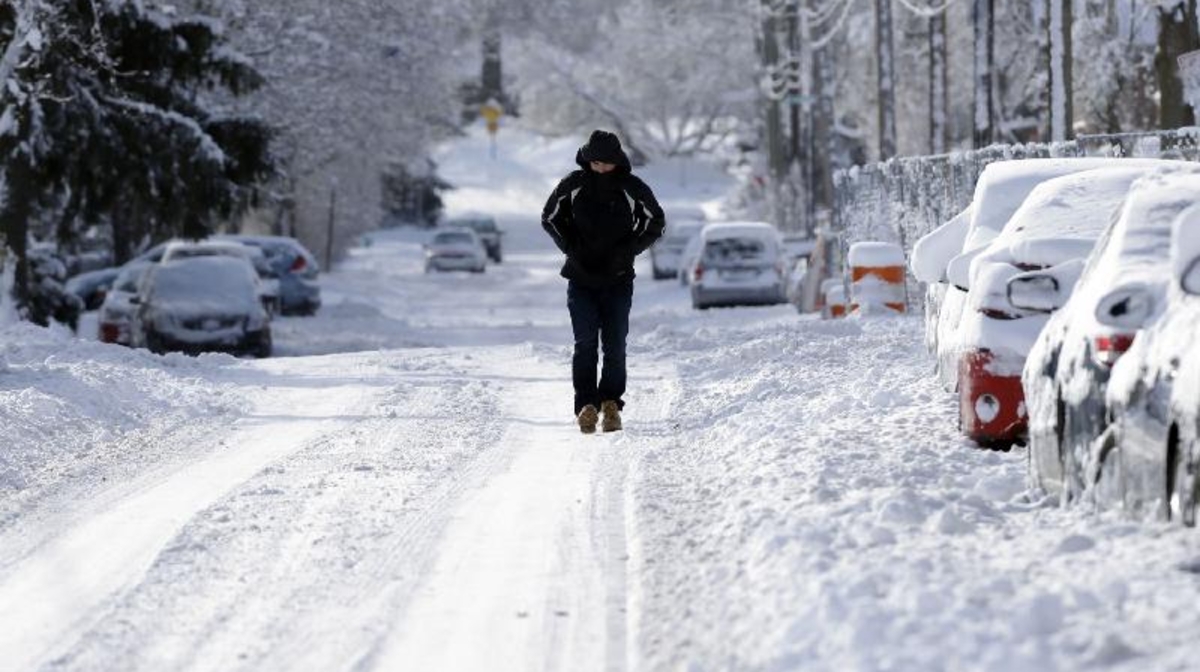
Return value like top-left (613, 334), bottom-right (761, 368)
top-left (480, 99), bottom-right (503, 159)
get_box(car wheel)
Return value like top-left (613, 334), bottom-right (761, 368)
top-left (1167, 430), bottom-right (1196, 526)
top-left (145, 331), bottom-right (166, 355)
top-left (252, 331), bottom-right (273, 359)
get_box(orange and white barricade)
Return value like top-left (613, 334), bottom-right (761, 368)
top-left (848, 242), bottom-right (906, 314)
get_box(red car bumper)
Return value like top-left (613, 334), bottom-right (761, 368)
top-left (959, 349), bottom-right (1027, 447)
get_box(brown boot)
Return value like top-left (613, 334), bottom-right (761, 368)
top-left (600, 400), bottom-right (622, 432)
top-left (577, 404), bottom-right (599, 434)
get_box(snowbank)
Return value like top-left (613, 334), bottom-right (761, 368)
top-left (0, 322), bottom-right (246, 523)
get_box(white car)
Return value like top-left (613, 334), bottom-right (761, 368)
top-left (1016, 169), bottom-right (1200, 503)
top-left (97, 261), bottom-right (154, 346)
top-left (952, 167), bottom-right (1157, 449)
top-left (425, 228), bottom-right (487, 273)
top-left (1106, 201), bottom-right (1200, 523)
top-left (689, 222), bottom-right (786, 309)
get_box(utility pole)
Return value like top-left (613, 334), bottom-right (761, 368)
top-left (1156, 0), bottom-right (1200, 129)
top-left (929, 11), bottom-right (948, 154)
top-left (973, 0), bottom-right (996, 147)
top-left (761, 1), bottom-right (788, 232)
top-left (1049, 0), bottom-right (1074, 141)
top-left (875, 0), bottom-right (897, 160)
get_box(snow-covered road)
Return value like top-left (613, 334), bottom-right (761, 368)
top-left (3, 124), bottom-right (1199, 671)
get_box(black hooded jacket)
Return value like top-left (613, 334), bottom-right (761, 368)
top-left (541, 132), bottom-right (666, 287)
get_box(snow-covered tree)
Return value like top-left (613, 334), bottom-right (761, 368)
top-left (0, 0), bottom-right (271, 316)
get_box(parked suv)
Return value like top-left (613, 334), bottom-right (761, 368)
top-left (689, 222), bottom-right (786, 309)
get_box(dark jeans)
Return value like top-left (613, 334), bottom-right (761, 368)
top-left (567, 280), bottom-right (633, 414)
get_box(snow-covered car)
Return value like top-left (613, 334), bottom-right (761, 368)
top-left (689, 222), bottom-right (786, 309)
top-left (678, 229), bottom-right (706, 287)
top-left (913, 158), bottom-right (1182, 392)
top-left (1105, 202), bottom-right (1200, 524)
top-left (445, 214), bottom-right (504, 263)
top-left (213, 234), bottom-right (322, 315)
top-left (954, 167), bottom-right (1155, 449)
top-left (784, 255), bottom-right (810, 311)
top-left (651, 213), bottom-right (705, 280)
top-left (132, 256), bottom-right (272, 357)
top-left (65, 242), bottom-right (170, 311)
top-left (162, 241), bottom-right (281, 315)
top-left (1018, 169), bottom-right (1200, 500)
top-left (424, 228), bottom-right (487, 273)
top-left (97, 261), bottom-right (154, 345)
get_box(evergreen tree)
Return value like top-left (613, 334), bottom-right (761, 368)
top-left (0, 0), bottom-right (273, 320)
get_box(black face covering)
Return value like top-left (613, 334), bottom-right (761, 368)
top-left (591, 170), bottom-right (620, 193)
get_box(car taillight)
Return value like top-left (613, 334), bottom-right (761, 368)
top-left (290, 255), bottom-right (307, 273)
top-left (693, 264), bottom-right (704, 281)
top-left (1093, 333), bottom-right (1135, 367)
top-left (99, 323), bottom-right (120, 343)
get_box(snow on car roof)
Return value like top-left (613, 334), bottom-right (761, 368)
top-left (962, 157), bottom-right (1188, 254)
top-left (980, 167), bottom-right (1153, 270)
top-left (1173, 203), bottom-right (1200, 280)
top-left (1086, 169), bottom-right (1200, 287)
top-left (700, 221), bottom-right (779, 241)
top-left (910, 206), bottom-right (972, 283)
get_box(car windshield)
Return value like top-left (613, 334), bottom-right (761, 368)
top-left (434, 232), bottom-right (474, 245)
top-left (703, 238), bottom-right (770, 265)
top-left (151, 258), bottom-right (258, 306)
top-left (114, 265), bottom-right (148, 292)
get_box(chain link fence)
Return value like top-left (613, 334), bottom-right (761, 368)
top-left (829, 128), bottom-right (1200, 309)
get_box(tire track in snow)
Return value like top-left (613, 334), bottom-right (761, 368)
top-left (372, 356), bottom-right (675, 672)
top-left (0, 357), bottom-right (387, 671)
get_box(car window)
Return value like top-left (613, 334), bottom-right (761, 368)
top-left (435, 232), bottom-right (474, 245)
top-left (703, 238), bottom-right (769, 265)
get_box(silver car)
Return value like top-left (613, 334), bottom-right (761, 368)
top-left (689, 222), bottom-right (786, 309)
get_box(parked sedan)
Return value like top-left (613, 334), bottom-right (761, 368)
top-left (65, 242), bottom-right (169, 311)
top-left (132, 256), bottom-right (272, 357)
top-left (689, 222), bottom-right (786, 309)
top-left (213, 234), bottom-right (322, 315)
top-left (444, 214), bottom-right (504, 263)
top-left (162, 241), bottom-right (281, 315)
top-left (1017, 169), bottom-right (1200, 502)
top-left (955, 167), bottom-right (1154, 449)
top-left (1102, 201), bottom-right (1200, 524)
top-left (97, 261), bottom-right (153, 345)
top-left (425, 228), bottom-right (487, 273)
top-left (652, 218), bottom-right (705, 280)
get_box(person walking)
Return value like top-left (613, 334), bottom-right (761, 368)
top-left (541, 130), bottom-right (665, 434)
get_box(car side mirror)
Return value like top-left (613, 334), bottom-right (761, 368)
top-left (1007, 273), bottom-right (1061, 313)
top-left (946, 250), bottom-right (978, 292)
top-left (1094, 283), bottom-right (1155, 330)
top-left (1182, 257), bottom-right (1200, 296)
